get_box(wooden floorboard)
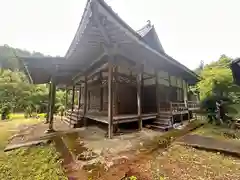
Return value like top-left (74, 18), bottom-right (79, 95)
top-left (85, 113), bottom-right (157, 124)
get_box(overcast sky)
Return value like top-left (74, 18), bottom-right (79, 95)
top-left (0, 0), bottom-right (239, 69)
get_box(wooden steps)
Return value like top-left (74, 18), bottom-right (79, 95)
top-left (149, 111), bottom-right (173, 131)
top-left (64, 109), bottom-right (83, 127)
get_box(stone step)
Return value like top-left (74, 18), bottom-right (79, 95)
top-left (150, 124), bottom-right (173, 131)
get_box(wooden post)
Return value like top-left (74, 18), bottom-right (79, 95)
top-left (71, 85), bottom-right (75, 112)
top-left (45, 84), bottom-right (51, 124)
top-left (137, 65), bottom-right (143, 130)
top-left (65, 86), bottom-right (68, 109)
top-left (47, 78), bottom-right (56, 132)
top-left (88, 91), bottom-right (91, 110)
top-left (99, 72), bottom-right (103, 111)
top-left (155, 71), bottom-right (160, 116)
top-left (114, 66), bottom-right (118, 116)
top-left (83, 76), bottom-right (88, 126)
top-left (180, 113), bottom-right (183, 125)
top-left (168, 75), bottom-right (171, 102)
top-left (78, 85), bottom-right (82, 109)
top-left (108, 61), bottom-right (114, 139)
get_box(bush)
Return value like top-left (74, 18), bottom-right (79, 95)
top-left (24, 106), bottom-right (32, 118)
top-left (58, 105), bottom-right (65, 117)
top-left (1, 104), bottom-right (11, 120)
top-left (200, 95), bottom-right (231, 111)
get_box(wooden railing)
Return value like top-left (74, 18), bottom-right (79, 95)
top-left (159, 102), bottom-right (171, 112)
top-left (171, 102), bottom-right (188, 112)
top-left (188, 101), bottom-right (200, 110)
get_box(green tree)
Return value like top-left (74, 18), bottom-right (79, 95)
top-left (197, 55), bottom-right (238, 101)
top-left (0, 45), bottom-right (69, 117)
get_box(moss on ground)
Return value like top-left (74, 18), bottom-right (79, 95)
top-left (0, 117), bottom-right (67, 180)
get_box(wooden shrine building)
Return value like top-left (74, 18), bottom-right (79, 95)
top-left (20, 0), bottom-right (200, 138)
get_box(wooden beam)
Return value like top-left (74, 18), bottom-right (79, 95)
top-left (48, 78), bottom-right (56, 132)
top-left (113, 72), bottom-right (136, 82)
top-left (143, 76), bottom-right (155, 81)
top-left (72, 53), bottom-right (106, 82)
top-left (86, 59), bottom-right (108, 79)
top-left (137, 65), bottom-right (143, 130)
top-left (83, 76), bottom-right (88, 126)
top-left (71, 85), bottom-right (75, 112)
top-left (108, 61), bottom-right (114, 139)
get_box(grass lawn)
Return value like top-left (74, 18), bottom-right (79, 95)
top-left (0, 116), bottom-right (67, 180)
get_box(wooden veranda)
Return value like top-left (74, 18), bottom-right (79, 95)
top-left (19, 0), bottom-right (200, 138)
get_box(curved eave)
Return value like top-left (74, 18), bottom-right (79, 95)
top-left (18, 57), bottom-right (82, 85)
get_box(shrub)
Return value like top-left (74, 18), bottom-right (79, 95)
top-left (1, 104), bottom-right (11, 120)
top-left (24, 106), bottom-right (32, 118)
top-left (58, 105), bottom-right (65, 117)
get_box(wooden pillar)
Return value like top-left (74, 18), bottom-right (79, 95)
top-left (114, 66), bottom-right (118, 116)
top-left (182, 80), bottom-right (187, 108)
top-left (71, 85), bottom-right (75, 112)
top-left (83, 76), bottom-right (88, 126)
top-left (155, 71), bottom-right (160, 116)
top-left (99, 72), bottom-right (103, 111)
top-left (108, 61), bottom-right (114, 139)
top-left (168, 75), bottom-right (171, 102)
top-left (45, 84), bottom-right (52, 124)
top-left (78, 85), bottom-right (82, 109)
top-left (65, 86), bottom-right (68, 109)
top-left (87, 91), bottom-right (90, 110)
top-left (47, 78), bottom-right (56, 132)
top-left (137, 66), bottom-right (143, 130)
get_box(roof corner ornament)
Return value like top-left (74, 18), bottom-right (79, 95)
top-left (147, 20), bottom-right (151, 26)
